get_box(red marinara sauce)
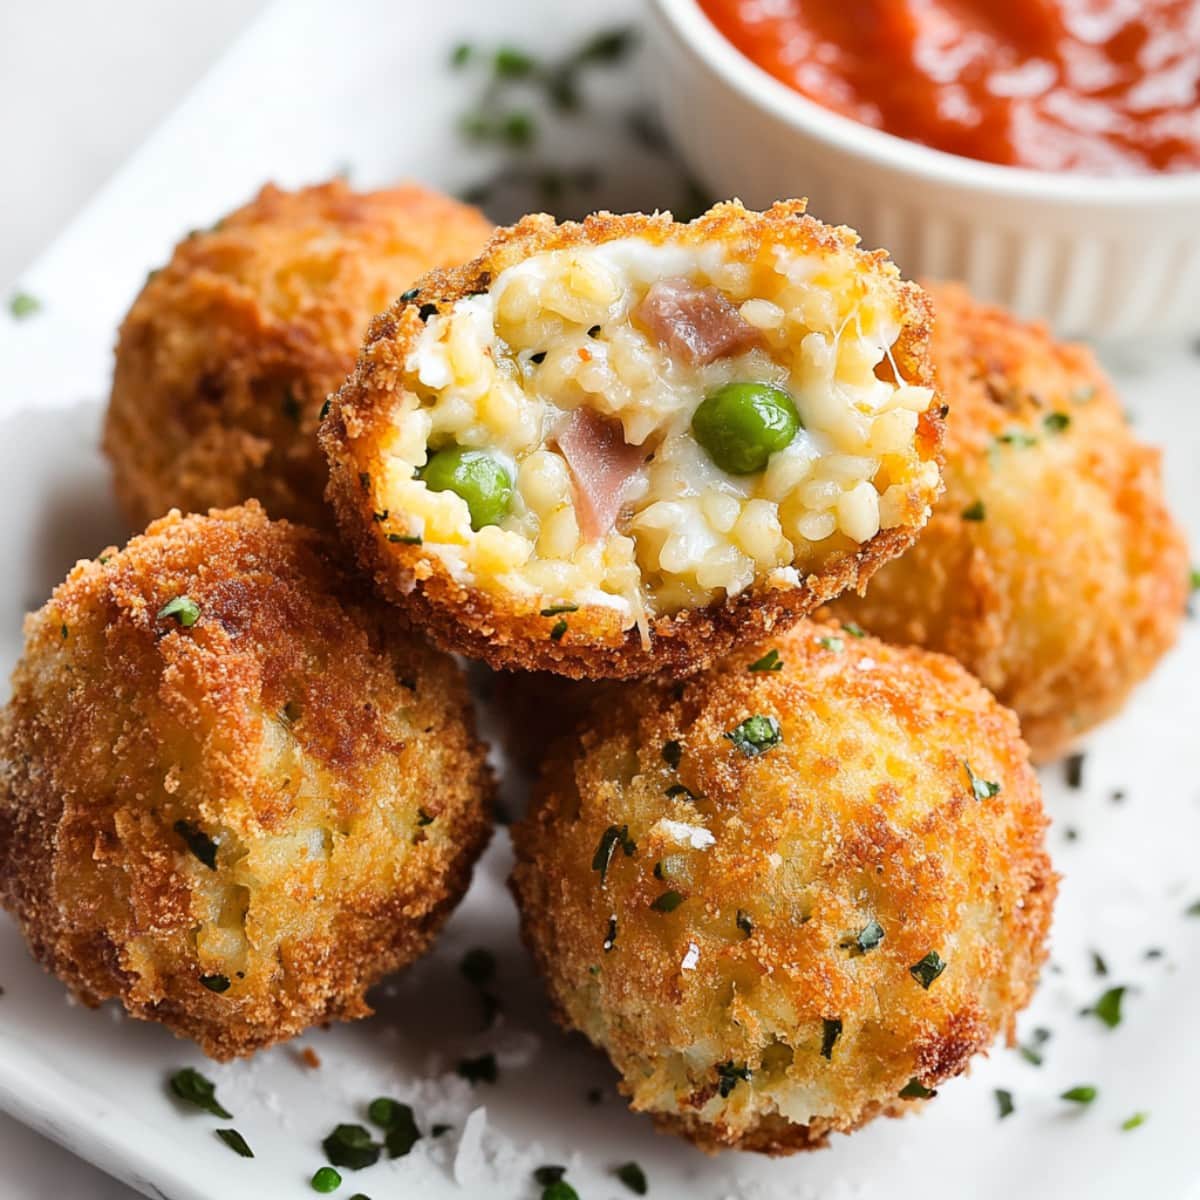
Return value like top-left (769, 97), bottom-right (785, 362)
top-left (697, 0), bottom-right (1200, 174)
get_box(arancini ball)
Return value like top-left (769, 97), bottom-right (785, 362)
top-left (104, 180), bottom-right (493, 530)
top-left (828, 282), bottom-right (1189, 761)
top-left (321, 200), bottom-right (943, 679)
top-left (510, 620), bottom-right (1054, 1153)
top-left (0, 503), bottom-right (492, 1059)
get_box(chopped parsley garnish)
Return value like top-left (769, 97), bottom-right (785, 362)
top-left (311, 1166), bottom-right (342, 1193)
top-left (367, 1098), bottom-right (421, 1158)
top-left (961, 500), bottom-right (986, 522)
top-left (540, 603), bottom-right (578, 616)
top-left (1043, 411), bottom-right (1071, 433)
top-left (747, 648), bottom-right (783, 672)
top-left (816, 635), bottom-right (844, 652)
top-left (372, 509), bottom-right (389, 523)
top-left (849, 919), bottom-right (884, 955)
top-left (457, 1053), bottom-right (498, 1084)
top-left (614, 1161), bottom-right (648, 1195)
top-left (715, 1061), bottom-right (751, 1098)
top-left (1061, 1085), bottom-right (1097, 1105)
top-left (661, 739), bottom-right (682, 769)
top-left (543, 1183), bottom-right (580, 1200)
top-left (386, 532), bottom-right (422, 544)
top-left (842, 621), bottom-right (866, 637)
top-left (282, 390), bottom-right (302, 425)
top-left (534, 1165), bottom-right (567, 1185)
top-left (664, 783), bottom-right (697, 802)
top-left (174, 820), bottom-right (218, 869)
top-left (724, 714), bottom-right (783, 757)
top-left (963, 760), bottom-right (1001, 800)
top-left (157, 595), bottom-right (201, 627)
top-left (820, 1018), bottom-right (843, 1060)
top-left (910, 950), bottom-right (947, 989)
top-left (576, 27), bottom-right (638, 64)
top-left (60, 624), bottom-right (68, 639)
top-left (323, 1123), bottom-right (381, 1170)
top-left (995, 1089), bottom-right (1014, 1119)
top-left (400, 286), bottom-right (421, 303)
top-left (450, 43), bottom-right (472, 68)
top-left (587, 324), bottom-right (601, 338)
top-left (1121, 1112), bottom-right (1148, 1131)
top-left (995, 429), bottom-right (1039, 449)
top-left (495, 45), bottom-right (536, 77)
top-left (736, 909), bottom-right (754, 938)
top-left (1090, 949), bottom-right (1108, 977)
top-left (549, 618), bottom-right (568, 641)
top-left (1184, 899), bottom-right (1200, 917)
top-left (1082, 985), bottom-right (1126, 1028)
top-left (651, 889), bottom-right (684, 913)
top-left (416, 807), bottom-right (435, 826)
top-left (603, 915), bottom-right (618, 952)
top-left (169, 1067), bottom-right (232, 1118)
top-left (200, 974), bottom-right (230, 993)
top-left (9, 292), bottom-right (40, 319)
top-left (899, 1077), bottom-right (936, 1099)
top-left (460, 946), bottom-right (496, 989)
top-left (592, 823), bottom-right (636, 883)
top-left (215, 1128), bottom-right (253, 1157)
top-left (1018, 1026), bottom-right (1052, 1066)
top-left (358, 472), bottom-right (371, 491)
top-left (1065, 753), bottom-right (1085, 789)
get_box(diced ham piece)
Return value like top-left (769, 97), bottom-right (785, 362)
top-left (555, 408), bottom-right (646, 542)
top-left (634, 277), bottom-right (762, 365)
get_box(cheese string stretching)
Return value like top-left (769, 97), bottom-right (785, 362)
top-left (322, 201), bottom-right (944, 678)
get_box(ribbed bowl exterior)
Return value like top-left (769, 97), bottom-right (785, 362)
top-left (648, 0), bottom-right (1200, 341)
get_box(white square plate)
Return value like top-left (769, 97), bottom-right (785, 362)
top-left (1, 2), bottom-right (1198, 1196)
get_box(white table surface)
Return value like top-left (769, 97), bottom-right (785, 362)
top-left (0, 7), bottom-right (266, 1192)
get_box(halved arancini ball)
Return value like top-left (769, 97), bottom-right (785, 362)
top-left (104, 180), bottom-right (493, 530)
top-left (510, 620), bottom-right (1055, 1153)
top-left (829, 281), bottom-right (1189, 762)
top-left (321, 200), bottom-right (944, 678)
top-left (0, 503), bottom-right (492, 1059)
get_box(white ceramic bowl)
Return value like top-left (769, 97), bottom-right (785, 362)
top-left (647, 0), bottom-right (1200, 341)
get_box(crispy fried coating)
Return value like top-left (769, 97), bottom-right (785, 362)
top-left (104, 181), bottom-right (492, 530)
top-left (510, 621), bottom-right (1054, 1153)
top-left (828, 282), bottom-right (1189, 761)
top-left (0, 503), bottom-right (492, 1058)
top-left (322, 201), bottom-right (943, 679)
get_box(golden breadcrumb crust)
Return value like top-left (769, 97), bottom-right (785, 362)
top-left (104, 181), bottom-right (492, 530)
top-left (322, 201), bottom-right (943, 679)
top-left (510, 620), bottom-right (1055, 1153)
top-left (0, 503), bottom-right (492, 1059)
top-left (828, 282), bottom-right (1189, 761)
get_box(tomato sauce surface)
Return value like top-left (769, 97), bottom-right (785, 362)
top-left (698, 0), bottom-right (1200, 174)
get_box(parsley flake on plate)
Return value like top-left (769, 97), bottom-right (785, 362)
top-left (1082, 985), bottom-right (1127, 1028)
top-left (995, 1088), bottom-right (1015, 1119)
top-left (614, 1160), bottom-right (648, 1194)
top-left (650, 889), bottom-right (684, 913)
top-left (169, 1067), bottom-right (232, 1118)
top-left (215, 1128), bottom-right (253, 1157)
top-left (961, 499), bottom-right (986, 521)
top-left (1061, 1085), bottom-right (1097, 1105)
top-left (899, 1077), bottom-right (936, 1099)
top-left (322, 1123), bottom-right (381, 1170)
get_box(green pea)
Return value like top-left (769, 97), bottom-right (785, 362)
top-left (420, 446), bottom-right (513, 530)
top-left (691, 381), bottom-right (801, 475)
